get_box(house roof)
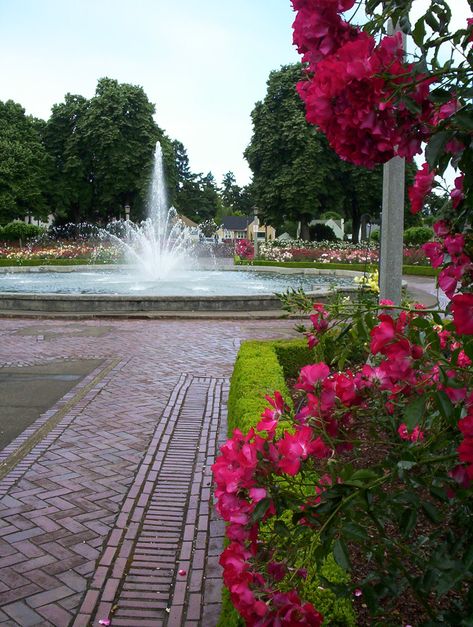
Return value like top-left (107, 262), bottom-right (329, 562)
top-left (220, 216), bottom-right (252, 230)
top-left (177, 214), bottom-right (199, 228)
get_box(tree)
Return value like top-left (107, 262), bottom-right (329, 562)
top-left (246, 63), bottom-right (418, 242)
top-left (43, 94), bottom-right (92, 223)
top-left (220, 171), bottom-right (239, 210)
top-left (79, 78), bottom-right (162, 222)
top-left (173, 140), bottom-right (192, 189)
top-left (176, 172), bottom-right (221, 223)
top-left (244, 64), bottom-right (379, 240)
top-left (0, 100), bottom-right (51, 223)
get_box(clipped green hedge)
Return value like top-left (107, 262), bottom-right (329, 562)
top-left (0, 258), bottom-right (93, 267)
top-left (236, 259), bottom-right (376, 272)
top-left (220, 339), bottom-right (355, 626)
top-left (227, 340), bottom-right (294, 436)
top-left (236, 258), bottom-right (438, 277)
top-left (273, 339), bottom-right (315, 380)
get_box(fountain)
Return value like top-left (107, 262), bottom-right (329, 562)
top-left (107, 143), bottom-right (198, 280)
top-left (0, 143), bottom-right (358, 315)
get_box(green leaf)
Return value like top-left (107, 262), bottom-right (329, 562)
top-left (273, 520), bottom-right (290, 538)
top-left (342, 522), bottom-right (368, 542)
top-left (430, 485), bottom-right (449, 503)
top-left (412, 17), bottom-right (426, 47)
top-left (366, 0), bottom-right (383, 13)
top-left (425, 131), bottom-right (449, 169)
top-left (403, 395), bottom-right (425, 430)
top-left (453, 110), bottom-right (473, 132)
top-left (430, 88), bottom-right (455, 104)
top-left (434, 391), bottom-right (454, 420)
top-left (422, 501), bottom-right (443, 524)
top-left (250, 497), bottom-right (271, 523)
top-left (345, 469), bottom-right (379, 487)
top-left (425, 9), bottom-right (440, 33)
top-left (333, 539), bottom-right (351, 571)
top-left (399, 507), bottom-right (417, 536)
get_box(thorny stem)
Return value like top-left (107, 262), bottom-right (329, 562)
top-left (366, 507), bottom-right (437, 620)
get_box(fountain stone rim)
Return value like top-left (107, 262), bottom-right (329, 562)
top-left (0, 264), bottom-right (362, 316)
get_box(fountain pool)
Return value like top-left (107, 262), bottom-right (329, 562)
top-left (0, 143), bottom-right (359, 316)
top-left (0, 266), bottom-right (357, 315)
top-left (0, 268), bottom-right (353, 296)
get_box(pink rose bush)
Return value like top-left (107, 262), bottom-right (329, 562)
top-left (213, 298), bottom-right (473, 622)
top-left (259, 241), bottom-right (430, 266)
top-left (213, 1), bottom-right (472, 622)
top-left (235, 239), bottom-right (255, 260)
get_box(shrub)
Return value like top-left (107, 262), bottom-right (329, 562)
top-left (311, 223), bottom-right (338, 242)
top-left (403, 225), bottom-right (434, 246)
top-left (273, 339), bottom-right (315, 379)
top-left (221, 339), bottom-right (356, 626)
top-left (320, 211), bottom-right (343, 220)
top-left (1, 222), bottom-right (44, 242)
top-left (234, 239), bottom-right (254, 260)
top-left (227, 340), bottom-right (293, 436)
top-left (214, 299), bottom-right (473, 624)
top-left (370, 229), bottom-right (380, 242)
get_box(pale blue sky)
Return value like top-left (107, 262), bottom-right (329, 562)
top-left (0, 1), bottom-right (469, 188)
top-left (0, 0), bottom-right (299, 185)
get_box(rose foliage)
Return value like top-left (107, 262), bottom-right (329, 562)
top-left (212, 1), bottom-right (473, 624)
top-left (213, 298), bottom-right (473, 624)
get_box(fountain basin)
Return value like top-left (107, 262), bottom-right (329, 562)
top-left (0, 265), bottom-right (360, 316)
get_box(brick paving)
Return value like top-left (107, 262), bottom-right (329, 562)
top-left (0, 318), bottom-right (297, 626)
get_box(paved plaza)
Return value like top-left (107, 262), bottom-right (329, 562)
top-left (0, 277), bottom-right (439, 626)
top-left (0, 317), bottom-right (300, 626)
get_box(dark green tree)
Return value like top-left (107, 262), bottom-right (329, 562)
top-left (173, 140), bottom-right (192, 188)
top-left (236, 184), bottom-right (256, 215)
top-left (245, 64), bottom-right (338, 239)
top-left (177, 172), bottom-right (220, 223)
top-left (220, 171), bottom-right (240, 210)
top-left (43, 94), bottom-right (92, 223)
top-left (79, 78), bottom-right (162, 222)
top-left (0, 100), bottom-right (51, 223)
top-left (245, 64), bottom-right (418, 242)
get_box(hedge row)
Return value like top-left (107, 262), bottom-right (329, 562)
top-left (0, 258), bottom-right (92, 267)
top-left (236, 259), bottom-right (438, 277)
top-left (218, 339), bottom-right (355, 626)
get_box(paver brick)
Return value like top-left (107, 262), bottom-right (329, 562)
top-left (2, 600), bottom-right (45, 627)
top-left (0, 317), bottom-right (299, 625)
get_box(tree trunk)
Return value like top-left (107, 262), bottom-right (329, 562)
top-left (300, 221), bottom-right (311, 241)
top-left (351, 197), bottom-right (361, 244)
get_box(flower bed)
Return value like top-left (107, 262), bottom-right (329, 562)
top-left (0, 242), bottom-right (122, 265)
top-left (213, 293), bottom-right (473, 624)
top-left (259, 240), bottom-right (429, 266)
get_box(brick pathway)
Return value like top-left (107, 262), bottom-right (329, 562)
top-left (0, 318), bottom-right (297, 626)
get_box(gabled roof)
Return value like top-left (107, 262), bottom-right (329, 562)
top-left (177, 214), bottom-right (199, 228)
top-left (220, 216), bottom-right (252, 230)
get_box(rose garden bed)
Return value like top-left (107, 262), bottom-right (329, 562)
top-left (213, 293), bottom-right (473, 625)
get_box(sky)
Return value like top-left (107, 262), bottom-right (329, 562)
top-left (0, 0), bottom-right (299, 187)
top-left (0, 1), bottom-right (470, 189)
